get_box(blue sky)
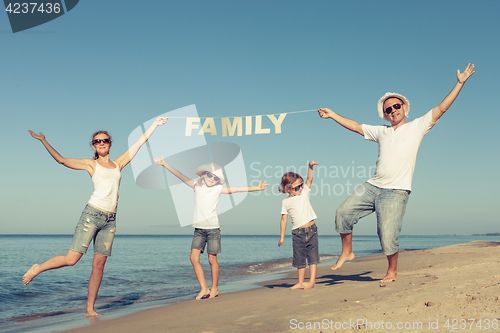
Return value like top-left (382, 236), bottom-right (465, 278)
top-left (1, 0), bottom-right (498, 235)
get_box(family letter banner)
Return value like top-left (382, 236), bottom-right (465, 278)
top-left (128, 105), bottom-right (313, 226)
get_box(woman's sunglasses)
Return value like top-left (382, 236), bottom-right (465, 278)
top-left (92, 138), bottom-right (111, 145)
top-left (292, 183), bottom-right (303, 191)
top-left (384, 103), bottom-right (403, 114)
top-left (206, 172), bottom-right (220, 182)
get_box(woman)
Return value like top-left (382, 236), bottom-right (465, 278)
top-left (23, 116), bottom-right (167, 316)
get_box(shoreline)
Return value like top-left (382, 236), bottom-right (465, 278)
top-left (62, 241), bottom-right (500, 333)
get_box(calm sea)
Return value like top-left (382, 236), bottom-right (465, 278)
top-left (1, 234), bottom-right (499, 333)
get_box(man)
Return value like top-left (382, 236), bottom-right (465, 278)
top-left (318, 64), bottom-right (475, 283)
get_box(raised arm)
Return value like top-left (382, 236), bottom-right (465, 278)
top-left (318, 108), bottom-right (364, 136)
top-left (154, 156), bottom-right (195, 188)
top-left (28, 130), bottom-right (94, 173)
top-left (115, 117), bottom-right (168, 170)
top-left (221, 179), bottom-right (268, 194)
top-left (432, 63), bottom-right (475, 123)
top-left (278, 214), bottom-right (288, 247)
top-left (305, 161), bottom-right (318, 188)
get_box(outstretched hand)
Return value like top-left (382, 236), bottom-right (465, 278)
top-left (309, 161), bottom-right (319, 167)
top-left (153, 155), bottom-right (165, 166)
top-left (28, 130), bottom-right (45, 141)
top-left (154, 117), bottom-right (168, 126)
top-left (318, 108), bottom-right (334, 119)
top-left (457, 63), bottom-right (475, 84)
top-left (257, 179), bottom-right (269, 191)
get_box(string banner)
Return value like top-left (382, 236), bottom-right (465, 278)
top-left (185, 114), bottom-right (287, 136)
top-left (129, 105), bottom-right (313, 227)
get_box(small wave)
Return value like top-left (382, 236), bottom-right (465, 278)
top-left (319, 254), bottom-right (337, 261)
top-left (12, 310), bottom-right (80, 322)
top-left (225, 254), bottom-right (340, 276)
top-left (221, 258), bottom-right (293, 276)
top-left (245, 260), bottom-right (293, 274)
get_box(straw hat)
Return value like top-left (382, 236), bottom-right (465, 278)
top-left (377, 92), bottom-right (410, 120)
top-left (195, 163), bottom-right (226, 184)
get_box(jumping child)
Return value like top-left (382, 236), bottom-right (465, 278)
top-left (155, 156), bottom-right (268, 299)
top-left (278, 161), bottom-right (319, 290)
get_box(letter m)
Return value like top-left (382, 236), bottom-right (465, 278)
top-left (221, 117), bottom-right (242, 137)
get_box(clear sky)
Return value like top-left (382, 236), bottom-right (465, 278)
top-left (1, 0), bottom-right (498, 235)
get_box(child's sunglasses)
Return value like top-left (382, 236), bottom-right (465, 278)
top-left (292, 183), bottom-right (303, 191)
top-left (206, 172), bottom-right (220, 182)
top-left (384, 103), bottom-right (403, 114)
top-left (92, 138), bottom-right (111, 145)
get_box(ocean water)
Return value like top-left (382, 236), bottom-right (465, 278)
top-left (1, 234), bottom-right (499, 333)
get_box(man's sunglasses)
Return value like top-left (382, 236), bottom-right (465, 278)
top-left (206, 172), bottom-right (220, 182)
top-left (92, 139), bottom-right (111, 145)
top-left (292, 183), bottom-right (303, 191)
top-left (384, 103), bottom-right (403, 114)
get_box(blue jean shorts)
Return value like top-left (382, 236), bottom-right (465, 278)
top-left (292, 223), bottom-right (320, 268)
top-left (335, 182), bottom-right (410, 255)
top-left (69, 204), bottom-right (117, 257)
top-left (191, 228), bottom-right (221, 254)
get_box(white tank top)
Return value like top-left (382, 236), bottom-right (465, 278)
top-left (88, 161), bottom-right (121, 213)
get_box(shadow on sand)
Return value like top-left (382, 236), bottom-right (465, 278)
top-left (262, 271), bottom-right (377, 289)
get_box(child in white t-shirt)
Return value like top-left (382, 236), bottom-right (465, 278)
top-left (279, 161), bottom-right (319, 290)
top-left (155, 156), bottom-right (268, 300)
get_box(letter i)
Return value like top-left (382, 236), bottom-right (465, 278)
top-left (245, 116), bottom-right (252, 135)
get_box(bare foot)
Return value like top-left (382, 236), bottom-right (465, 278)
top-left (86, 315), bottom-right (99, 323)
top-left (195, 288), bottom-right (210, 300)
top-left (23, 264), bottom-right (40, 285)
top-left (85, 309), bottom-right (103, 317)
top-left (331, 252), bottom-right (355, 271)
top-left (289, 283), bottom-right (304, 290)
top-left (208, 288), bottom-right (219, 299)
top-left (380, 272), bottom-right (398, 283)
top-left (302, 281), bottom-right (315, 289)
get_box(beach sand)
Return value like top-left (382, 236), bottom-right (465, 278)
top-left (65, 241), bottom-right (500, 333)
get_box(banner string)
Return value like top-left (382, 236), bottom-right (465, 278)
top-left (165, 109), bottom-right (317, 119)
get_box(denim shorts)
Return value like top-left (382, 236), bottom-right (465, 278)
top-left (69, 204), bottom-right (117, 257)
top-left (291, 223), bottom-right (320, 268)
top-left (335, 182), bottom-right (410, 255)
top-left (191, 228), bottom-right (221, 254)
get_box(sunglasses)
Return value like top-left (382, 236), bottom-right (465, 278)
top-left (92, 138), bottom-right (111, 145)
top-left (206, 172), bottom-right (220, 182)
top-left (384, 103), bottom-right (403, 114)
top-left (292, 183), bottom-right (303, 192)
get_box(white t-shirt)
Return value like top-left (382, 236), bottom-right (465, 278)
top-left (362, 110), bottom-right (436, 191)
top-left (192, 183), bottom-right (223, 229)
top-left (281, 184), bottom-right (317, 230)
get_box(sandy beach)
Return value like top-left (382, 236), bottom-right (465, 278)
top-left (65, 241), bottom-right (500, 333)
